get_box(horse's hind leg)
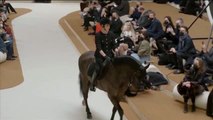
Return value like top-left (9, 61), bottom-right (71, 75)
top-left (191, 95), bottom-right (196, 112)
top-left (80, 74), bottom-right (92, 119)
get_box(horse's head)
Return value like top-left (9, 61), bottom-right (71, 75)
top-left (112, 56), bottom-right (152, 93)
top-left (140, 63), bottom-right (153, 90)
top-left (128, 63), bottom-right (152, 92)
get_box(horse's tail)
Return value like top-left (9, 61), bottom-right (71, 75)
top-left (207, 89), bottom-right (213, 117)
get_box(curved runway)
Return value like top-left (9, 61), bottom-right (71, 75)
top-left (0, 2), bottom-right (122, 120)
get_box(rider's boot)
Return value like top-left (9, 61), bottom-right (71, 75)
top-left (90, 71), bottom-right (97, 92)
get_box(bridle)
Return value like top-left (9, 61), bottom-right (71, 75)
top-left (128, 65), bottom-right (145, 88)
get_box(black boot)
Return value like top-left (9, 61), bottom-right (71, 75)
top-left (90, 71), bottom-right (97, 92)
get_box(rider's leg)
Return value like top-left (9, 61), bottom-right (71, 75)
top-left (90, 59), bottom-right (101, 92)
top-left (90, 70), bottom-right (97, 91)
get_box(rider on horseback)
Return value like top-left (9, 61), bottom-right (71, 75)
top-left (90, 17), bottom-right (118, 91)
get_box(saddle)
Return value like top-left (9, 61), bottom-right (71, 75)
top-left (87, 58), bottom-right (111, 80)
top-left (87, 62), bottom-right (96, 78)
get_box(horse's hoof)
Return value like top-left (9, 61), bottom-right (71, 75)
top-left (87, 114), bottom-right (92, 119)
top-left (82, 100), bottom-right (85, 106)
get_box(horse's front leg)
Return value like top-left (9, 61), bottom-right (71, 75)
top-left (117, 103), bottom-right (123, 120)
top-left (111, 104), bottom-right (123, 120)
top-left (191, 95), bottom-right (196, 112)
top-left (108, 95), bottom-right (124, 120)
top-left (183, 95), bottom-right (189, 113)
top-left (110, 106), bottom-right (117, 120)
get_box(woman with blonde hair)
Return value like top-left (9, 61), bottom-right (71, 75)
top-left (120, 21), bottom-right (137, 48)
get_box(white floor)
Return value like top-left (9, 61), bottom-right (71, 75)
top-left (0, 2), bottom-right (122, 120)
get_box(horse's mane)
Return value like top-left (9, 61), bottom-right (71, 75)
top-left (113, 56), bottom-right (142, 70)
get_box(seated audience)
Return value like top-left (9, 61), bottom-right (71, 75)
top-left (129, 3), bottom-right (143, 22)
top-left (82, 1), bottom-right (100, 31)
top-left (0, 36), bottom-right (6, 63)
top-left (174, 18), bottom-right (184, 38)
top-left (142, 11), bottom-right (164, 40)
top-left (80, 0), bottom-right (89, 12)
top-left (131, 31), bottom-right (151, 63)
top-left (0, 19), bottom-right (16, 60)
top-left (111, 0), bottom-right (130, 17)
top-left (184, 57), bottom-right (211, 90)
top-left (142, 11), bottom-right (164, 54)
top-left (1, 0), bottom-right (17, 14)
top-left (201, 41), bottom-right (213, 75)
top-left (135, 9), bottom-right (152, 30)
top-left (157, 16), bottom-right (178, 55)
top-left (179, 0), bottom-right (203, 17)
top-left (162, 16), bottom-right (178, 48)
top-left (116, 43), bottom-right (130, 56)
top-left (120, 21), bottom-right (137, 48)
top-left (165, 17), bottom-right (185, 68)
top-left (110, 11), bottom-right (123, 38)
top-left (169, 26), bottom-right (196, 74)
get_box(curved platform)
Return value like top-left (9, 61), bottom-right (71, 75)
top-left (60, 2), bottom-right (213, 120)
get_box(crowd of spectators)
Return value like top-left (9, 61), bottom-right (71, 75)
top-left (0, 0), bottom-right (17, 63)
top-left (80, 0), bottom-right (213, 86)
top-left (154, 0), bottom-right (205, 17)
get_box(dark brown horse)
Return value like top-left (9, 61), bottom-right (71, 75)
top-left (78, 51), bottom-right (150, 120)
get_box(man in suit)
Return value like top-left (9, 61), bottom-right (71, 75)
top-left (170, 26), bottom-right (196, 74)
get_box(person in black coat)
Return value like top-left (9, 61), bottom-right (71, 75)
top-left (179, 0), bottom-right (202, 16)
top-left (201, 42), bottom-right (213, 74)
top-left (170, 26), bottom-right (196, 74)
top-left (142, 11), bottom-right (164, 41)
top-left (111, 0), bottom-right (130, 16)
top-left (142, 11), bottom-right (164, 54)
top-left (83, 2), bottom-right (100, 31)
top-left (157, 16), bottom-right (178, 54)
top-left (110, 11), bottom-right (123, 38)
top-left (90, 18), bottom-right (117, 91)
